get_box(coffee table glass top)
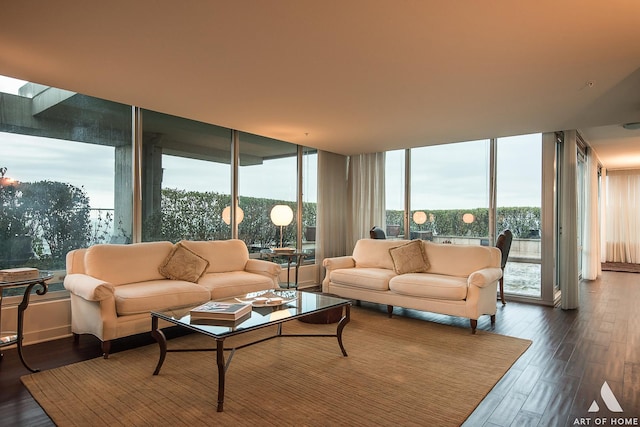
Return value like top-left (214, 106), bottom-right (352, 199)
top-left (152, 290), bottom-right (349, 338)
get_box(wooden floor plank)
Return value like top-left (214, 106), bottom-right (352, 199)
top-left (624, 362), bottom-right (640, 414)
top-left (486, 391), bottom-right (528, 426)
top-left (520, 378), bottom-right (559, 415)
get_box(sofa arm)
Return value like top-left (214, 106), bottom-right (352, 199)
top-left (245, 258), bottom-right (282, 278)
top-left (322, 256), bottom-right (355, 271)
top-left (64, 273), bottom-right (115, 301)
top-left (467, 267), bottom-right (503, 288)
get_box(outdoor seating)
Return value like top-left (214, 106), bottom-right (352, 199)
top-left (369, 226), bottom-right (386, 239)
top-left (495, 229), bottom-right (513, 305)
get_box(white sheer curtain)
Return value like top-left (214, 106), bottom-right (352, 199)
top-left (605, 169), bottom-right (640, 263)
top-left (346, 152), bottom-right (386, 252)
top-left (560, 130), bottom-right (579, 310)
top-left (581, 149), bottom-right (601, 280)
top-left (316, 151), bottom-right (349, 269)
top-left (600, 167), bottom-right (607, 262)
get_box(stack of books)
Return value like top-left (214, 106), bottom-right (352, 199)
top-left (0, 268), bottom-right (39, 282)
top-left (190, 301), bottom-right (252, 321)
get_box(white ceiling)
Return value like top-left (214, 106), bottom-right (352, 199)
top-left (1, 1), bottom-right (639, 168)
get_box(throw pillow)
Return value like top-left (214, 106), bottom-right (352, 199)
top-left (158, 242), bottom-right (209, 283)
top-left (389, 239), bottom-right (430, 274)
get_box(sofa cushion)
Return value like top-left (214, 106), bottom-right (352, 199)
top-left (197, 271), bottom-right (275, 299)
top-left (423, 242), bottom-right (501, 277)
top-left (158, 242), bottom-right (209, 283)
top-left (352, 239), bottom-right (407, 270)
top-left (389, 239), bottom-right (430, 274)
top-left (85, 241), bottom-right (174, 286)
top-left (113, 280), bottom-right (211, 316)
top-left (330, 268), bottom-right (396, 291)
top-left (179, 239), bottom-right (249, 273)
top-left (389, 273), bottom-right (468, 300)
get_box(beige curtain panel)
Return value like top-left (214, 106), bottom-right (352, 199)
top-left (605, 169), bottom-right (640, 263)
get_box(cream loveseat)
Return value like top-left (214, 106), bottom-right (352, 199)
top-left (322, 239), bottom-right (502, 333)
top-left (64, 239), bottom-right (281, 357)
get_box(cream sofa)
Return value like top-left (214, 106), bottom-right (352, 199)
top-left (322, 239), bottom-right (502, 333)
top-left (64, 239), bottom-right (281, 356)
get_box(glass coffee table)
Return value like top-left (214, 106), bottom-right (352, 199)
top-left (150, 290), bottom-right (351, 412)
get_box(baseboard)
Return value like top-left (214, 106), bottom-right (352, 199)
top-left (24, 325), bottom-right (73, 345)
top-left (1, 298), bottom-right (72, 345)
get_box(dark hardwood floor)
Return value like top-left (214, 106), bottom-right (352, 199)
top-left (1, 271), bottom-right (638, 426)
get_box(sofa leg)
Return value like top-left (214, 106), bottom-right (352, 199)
top-left (73, 333), bottom-right (80, 344)
top-left (102, 340), bottom-right (112, 359)
top-left (490, 314), bottom-right (496, 327)
top-left (470, 319), bottom-right (477, 334)
top-left (387, 305), bottom-right (393, 318)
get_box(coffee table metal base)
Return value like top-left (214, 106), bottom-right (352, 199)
top-left (151, 304), bottom-right (350, 412)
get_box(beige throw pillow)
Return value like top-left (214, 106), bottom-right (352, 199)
top-left (389, 240), bottom-right (430, 274)
top-left (159, 242), bottom-right (209, 282)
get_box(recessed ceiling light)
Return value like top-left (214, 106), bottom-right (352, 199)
top-left (622, 122), bottom-right (640, 130)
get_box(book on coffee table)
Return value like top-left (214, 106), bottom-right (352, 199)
top-left (190, 312), bottom-right (252, 327)
top-left (190, 301), bottom-right (252, 321)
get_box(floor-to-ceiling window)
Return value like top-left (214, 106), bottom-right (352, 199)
top-left (0, 76), bottom-right (132, 296)
top-left (140, 110), bottom-right (232, 243)
top-left (385, 150), bottom-right (406, 239)
top-left (496, 134), bottom-right (542, 297)
top-left (238, 132), bottom-right (298, 255)
top-left (1, 74), bottom-right (319, 302)
top-left (384, 133), bottom-right (550, 302)
top-left (410, 140), bottom-right (490, 245)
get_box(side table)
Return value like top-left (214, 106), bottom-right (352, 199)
top-left (0, 273), bottom-right (53, 372)
top-left (261, 251), bottom-right (307, 289)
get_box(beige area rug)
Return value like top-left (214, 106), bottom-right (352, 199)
top-left (22, 308), bottom-right (531, 427)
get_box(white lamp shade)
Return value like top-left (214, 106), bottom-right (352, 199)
top-left (413, 211), bottom-right (427, 225)
top-left (222, 206), bottom-right (244, 225)
top-left (270, 205), bottom-right (294, 226)
top-left (462, 213), bottom-right (475, 224)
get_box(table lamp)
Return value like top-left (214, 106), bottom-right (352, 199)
top-left (413, 211), bottom-right (427, 225)
top-left (270, 205), bottom-right (293, 247)
top-left (221, 206), bottom-right (244, 225)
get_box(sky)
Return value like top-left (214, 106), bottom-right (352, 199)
top-left (1, 75), bottom-right (541, 211)
top-left (0, 133), bottom-right (311, 208)
top-left (386, 136), bottom-right (541, 210)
